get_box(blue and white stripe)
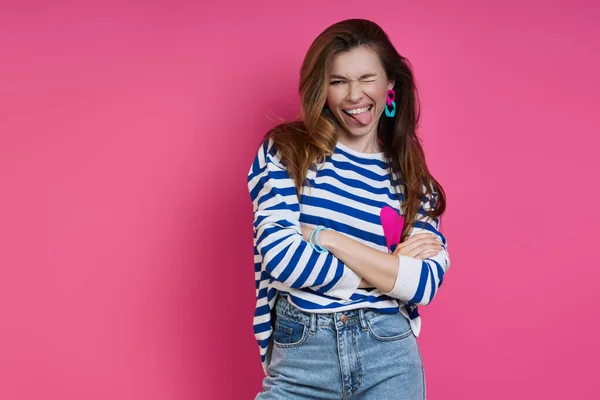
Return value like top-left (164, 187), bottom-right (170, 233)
top-left (248, 137), bottom-right (451, 375)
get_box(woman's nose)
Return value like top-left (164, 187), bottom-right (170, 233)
top-left (348, 81), bottom-right (363, 101)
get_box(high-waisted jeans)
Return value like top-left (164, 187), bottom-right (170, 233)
top-left (255, 294), bottom-right (426, 399)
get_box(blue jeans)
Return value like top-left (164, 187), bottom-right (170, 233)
top-left (256, 294), bottom-right (426, 399)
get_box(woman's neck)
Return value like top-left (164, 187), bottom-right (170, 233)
top-left (337, 131), bottom-right (382, 154)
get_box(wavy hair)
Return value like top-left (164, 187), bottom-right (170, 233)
top-left (265, 18), bottom-right (446, 240)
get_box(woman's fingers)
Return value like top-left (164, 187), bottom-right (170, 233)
top-left (406, 232), bottom-right (440, 244)
top-left (415, 248), bottom-right (442, 260)
top-left (393, 233), bottom-right (443, 258)
top-left (408, 244), bottom-right (443, 259)
top-left (412, 245), bottom-right (443, 259)
top-left (397, 233), bottom-right (439, 251)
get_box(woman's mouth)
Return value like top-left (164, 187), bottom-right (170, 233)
top-left (342, 104), bottom-right (374, 126)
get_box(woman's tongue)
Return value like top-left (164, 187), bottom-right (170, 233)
top-left (346, 107), bottom-right (373, 125)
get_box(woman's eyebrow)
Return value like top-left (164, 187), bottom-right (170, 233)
top-left (329, 73), bottom-right (378, 79)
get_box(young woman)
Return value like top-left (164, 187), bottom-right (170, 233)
top-left (247, 19), bottom-right (450, 399)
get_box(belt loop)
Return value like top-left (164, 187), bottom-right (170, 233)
top-left (358, 309), bottom-right (368, 331)
top-left (309, 313), bottom-right (317, 334)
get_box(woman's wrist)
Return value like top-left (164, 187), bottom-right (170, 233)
top-left (307, 226), bottom-right (331, 254)
top-left (318, 229), bottom-right (338, 252)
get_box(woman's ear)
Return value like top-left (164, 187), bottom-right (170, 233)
top-left (387, 80), bottom-right (395, 91)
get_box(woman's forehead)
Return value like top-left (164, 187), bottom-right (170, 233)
top-left (329, 46), bottom-right (385, 76)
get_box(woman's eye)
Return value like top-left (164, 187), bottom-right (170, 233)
top-left (330, 81), bottom-right (344, 85)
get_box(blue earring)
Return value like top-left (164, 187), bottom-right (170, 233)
top-left (385, 89), bottom-right (396, 117)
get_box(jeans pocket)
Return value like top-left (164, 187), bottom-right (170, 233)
top-left (366, 311), bottom-right (413, 342)
top-left (272, 316), bottom-right (308, 348)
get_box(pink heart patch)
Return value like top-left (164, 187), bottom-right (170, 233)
top-left (380, 206), bottom-right (405, 253)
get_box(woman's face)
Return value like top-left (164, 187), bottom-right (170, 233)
top-left (326, 45), bottom-right (394, 140)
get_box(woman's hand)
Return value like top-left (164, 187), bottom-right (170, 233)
top-left (393, 232), bottom-right (443, 260)
top-left (303, 227), bottom-right (442, 260)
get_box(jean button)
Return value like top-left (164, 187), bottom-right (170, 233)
top-left (340, 314), bottom-right (348, 323)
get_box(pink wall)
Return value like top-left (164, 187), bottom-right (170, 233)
top-left (1, 1), bottom-right (598, 399)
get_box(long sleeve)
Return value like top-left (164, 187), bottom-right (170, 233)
top-left (247, 138), bottom-right (362, 300)
top-left (382, 186), bottom-right (451, 306)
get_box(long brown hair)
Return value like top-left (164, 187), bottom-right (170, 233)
top-left (265, 18), bottom-right (446, 241)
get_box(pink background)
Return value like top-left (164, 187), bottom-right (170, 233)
top-left (1, 1), bottom-right (599, 399)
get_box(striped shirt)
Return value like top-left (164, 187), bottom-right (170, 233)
top-left (247, 137), bottom-right (451, 375)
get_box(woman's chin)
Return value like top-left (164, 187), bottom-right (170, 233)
top-left (339, 124), bottom-right (379, 138)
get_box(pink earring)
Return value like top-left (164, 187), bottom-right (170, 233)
top-left (385, 89), bottom-right (396, 117)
